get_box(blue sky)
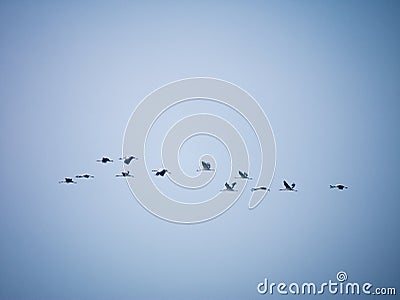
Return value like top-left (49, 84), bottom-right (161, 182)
top-left (0, 1), bottom-right (399, 299)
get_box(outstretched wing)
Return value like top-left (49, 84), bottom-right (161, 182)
top-left (231, 182), bottom-right (237, 189)
top-left (202, 161), bottom-right (210, 170)
top-left (284, 180), bottom-right (291, 189)
top-left (225, 182), bottom-right (230, 190)
top-left (238, 170), bottom-right (245, 178)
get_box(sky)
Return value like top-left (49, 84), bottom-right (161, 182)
top-left (0, 1), bottom-right (399, 299)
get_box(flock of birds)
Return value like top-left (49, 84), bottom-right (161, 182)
top-left (59, 155), bottom-right (137, 184)
top-left (59, 158), bottom-right (348, 193)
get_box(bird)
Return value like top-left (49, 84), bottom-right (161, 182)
top-left (96, 157), bottom-right (113, 163)
top-left (59, 177), bottom-right (77, 184)
top-left (197, 161), bottom-right (214, 172)
top-left (75, 174), bottom-right (94, 179)
top-left (279, 180), bottom-right (298, 192)
top-left (236, 170), bottom-right (253, 180)
top-left (152, 168), bottom-right (170, 176)
top-left (251, 186), bottom-right (270, 192)
top-left (221, 182), bottom-right (237, 191)
top-left (116, 171), bottom-right (134, 177)
top-left (330, 184), bottom-right (348, 190)
top-left (119, 155), bottom-right (138, 165)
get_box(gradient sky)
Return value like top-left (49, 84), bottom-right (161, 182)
top-left (0, 1), bottom-right (399, 299)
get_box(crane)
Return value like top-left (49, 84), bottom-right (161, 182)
top-left (59, 177), bottom-right (77, 184)
top-left (221, 182), bottom-right (237, 191)
top-left (96, 157), bottom-right (113, 163)
top-left (279, 180), bottom-right (297, 192)
top-left (119, 155), bottom-right (138, 165)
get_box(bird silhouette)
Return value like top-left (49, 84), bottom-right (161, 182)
top-left (279, 180), bottom-right (298, 192)
top-left (330, 184), bottom-right (348, 190)
top-left (152, 168), bottom-right (170, 176)
top-left (75, 174), bottom-right (94, 179)
top-left (197, 161), bottom-right (214, 172)
top-left (221, 182), bottom-right (237, 191)
top-left (119, 155), bottom-right (138, 165)
top-left (236, 170), bottom-right (253, 180)
top-left (251, 186), bottom-right (270, 192)
top-left (96, 157), bottom-right (113, 163)
top-left (116, 171), bottom-right (134, 177)
top-left (59, 177), bottom-right (77, 184)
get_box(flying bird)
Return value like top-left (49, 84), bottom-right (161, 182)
top-left (152, 168), bottom-right (170, 176)
top-left (251, 186), bottom-right (270, 192)
top-left (96, 157), bottom-right (113, 163)
top-left (236, 170), bottom-right (253, 180)
top-left (59, 177), bottom-right (77, 184)
top-left (119, 155), bottom-right (138, 165)
top-left (279, 180), bottom-right (298, 192)
top-left (116, 171), bottom-right (134, 177)
top-left (221, 182), bottom-right (237, 191)
top-left (197, 161), bottom-right (214, 172)
top-left (75, 174), bottom-right (94, 179)
top-left (330, 184), bottom-right (348, 190)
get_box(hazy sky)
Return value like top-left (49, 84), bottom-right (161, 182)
top-left (0, 1), bottom-right (399, 299)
